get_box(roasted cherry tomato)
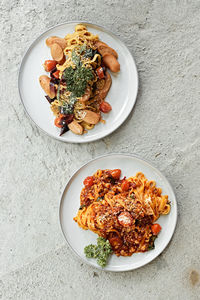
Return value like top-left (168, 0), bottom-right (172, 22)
top-left (52, 70), bottom-right (60, 79)
top-left (121, 180), bottom-right (129, 191)
top-left (83, 176), bottom-right (94, 187)
top-left (44, 60), bottom-right (57, 72)
top-left (118, 211), bottom-right (133, 227)
top-left (110, 169), bottom-right (121, 179)
top-left (109, 237), bottom-right (123, 249)
top-left (54, 114), bottom-right (65, 128)
top-left (151, 223), bottom-right (162, 235)
top-left (96, 66), bottom-right (105, 79)
top-left (100, 101), bottom-right (112, 113)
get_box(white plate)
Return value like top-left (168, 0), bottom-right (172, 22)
top-left (59, 154), bottom-right (177, 272)
top-left (18, 21), bottom-right (138, 143)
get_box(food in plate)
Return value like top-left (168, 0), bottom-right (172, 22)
top-left (39, 24), bottom-right (120, 136)
top-left (74, 169), bottom-right (170, 267)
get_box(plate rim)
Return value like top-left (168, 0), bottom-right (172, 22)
top-left (18, 20), bottom-right (139, 143)
top-left (59, 153), bottom-right (178, 272)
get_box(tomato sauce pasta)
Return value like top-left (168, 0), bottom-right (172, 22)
top-left (74, 169), bottom-right (170, 256)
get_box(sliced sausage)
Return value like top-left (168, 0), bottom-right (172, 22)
top-left (50, 43), bottom-right (64, 62)
top-left (57, 55), bottom-right (66, 65)
top-left (39, 75), bottom-right (56, 99)
top-left (118, 212), bottom-right (133, 227)
top-left (82, 110), bottom-right (100, 125)
top-left (95, 41), bottom-right (118, 58)
top-left (98, 71), bottom-right (112, 99)
top-left (103, 54), bottom-right (120, 73)
top-left (68, 120), bottom-right (83, 135)
top-left (46, 36), bottom-right (67, 50)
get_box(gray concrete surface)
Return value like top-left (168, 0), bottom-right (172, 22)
top-left (1, 0), bottom-right (200, 299)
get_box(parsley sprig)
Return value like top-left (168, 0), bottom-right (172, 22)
top-left (63, 65), bottom-right (93, 97)
top-left (84, 237), bottom-right (112, 268)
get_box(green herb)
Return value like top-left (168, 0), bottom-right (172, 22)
top-left (63, 66), bottom-right (74, 87)
top-left (60, 92), bottom-right (78, 115)
top-left (96, 197), bottom-right (103, 202)
top-left (84, 48), bottom-right (97, 58)
top-left (72, 49), bottom-right (80, 67)
top-left (79, 44), bottom-right (86, 54)
top-left (79, 204), bottom-right (86, 210)
top-left (84, 237), bottom-right (112, 268)
top-left (148, 235), bottom-right (157, 250)
top-left (69, 93), bottom-right (77, 105)
top-left (60, 102), bottom-right (74, 115)
top-left (63, 66), bottom-right (93, 97)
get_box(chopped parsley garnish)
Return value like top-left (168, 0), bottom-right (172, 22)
top-left (84, 237), bottom-right (112, 268)
top-left (60, 93), bottom-right (77, 114)
top-left (63, 65), bottom-right (93, 97)
top-left (84, 48), bottom-right (97, 58)
top-left (79, 44), bottom-right (86, 54)
top-left (60, 99), bottom-right (74, 115)
top-left (71, 49), bottom-right (80, 67)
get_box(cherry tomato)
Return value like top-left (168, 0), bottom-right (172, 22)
top-left (83, 176), bottom-right (94, 187)
top-left (54, 114), bottom-right (65, 128)
top-left (121, 180), bottom-right (129, 191)
top-left (118, 211), bottom-right (133, 227)
top-left (54, 116), bottom-right (62, 128)
top-left (151, 223), bottom-right (162, 235)
top-left (110, 169), bottom-right (121, 179)
top-left (96, 67), bottom-right (105, 79)
top-left (109, 237), bottom-right (123, 249)
top-left (52, 70), bottom-right (60, 79)
top-left (44, 60), bottom-right (57, 72)
top-left (100, 101), bottom-right (112, 113)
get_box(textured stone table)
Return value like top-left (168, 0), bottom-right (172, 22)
top-left (1, 0), bottom-right (200, 299)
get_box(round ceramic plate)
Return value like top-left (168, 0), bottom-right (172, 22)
top-left (18, 21), bottom-right (138, 143)
top-left (59, 154), bottom-right (177, 272)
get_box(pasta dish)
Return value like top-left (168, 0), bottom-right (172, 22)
top-left (39, 24), bottom-right (120, 136)
top-left (74, 169), bottom-right (170, 258)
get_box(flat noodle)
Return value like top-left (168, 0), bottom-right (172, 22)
top-left (74, 170), bottom-right (171, 256)
top-left (64, 24), bottom-right (99, 56)
top-left (54, 24), bottom-right (104, 131)
top-left (51, 100), bottom-right (60, 116)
